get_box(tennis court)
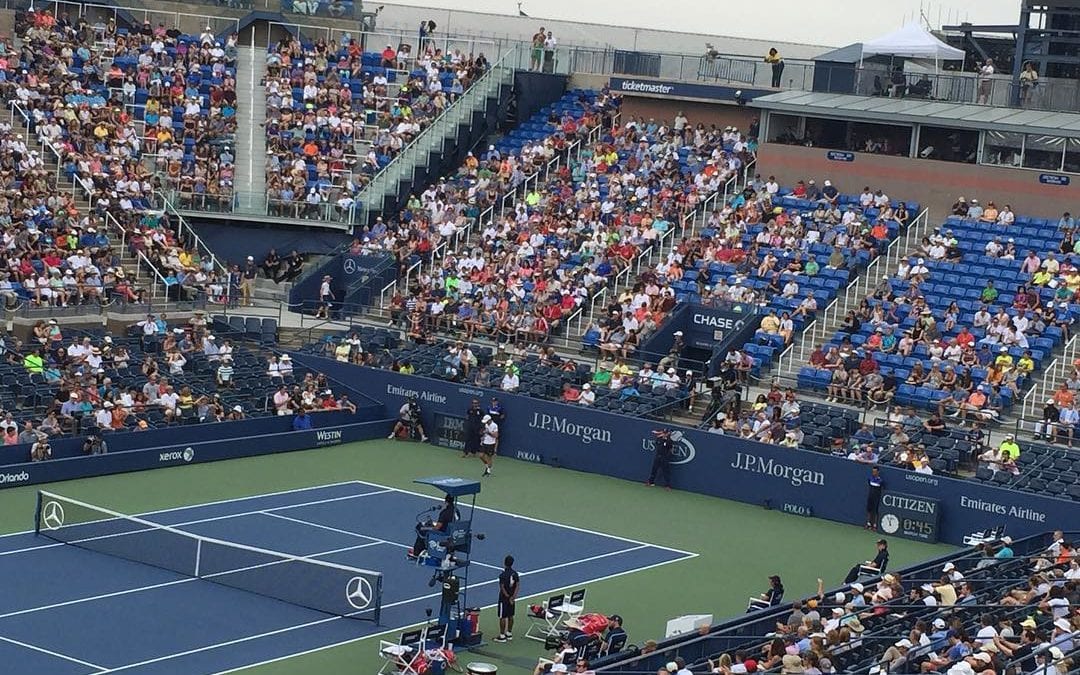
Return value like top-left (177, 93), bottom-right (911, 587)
top-left (0, 479), bottom-right (694, 675)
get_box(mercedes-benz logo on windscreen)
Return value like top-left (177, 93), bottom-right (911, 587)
top-left (343, 258), bottom-right (357, 275)
top-left (346, 576), bottom-right (373, 609)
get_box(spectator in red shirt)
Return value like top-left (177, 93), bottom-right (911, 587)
top-left (859, 351), bottom-right (879, 376)
top-left (320, 391), bottom-right (339, 410)
top-left (380, 44), bottom-right (397, 68)
top-left (955, 326), bottom-right (975, 348)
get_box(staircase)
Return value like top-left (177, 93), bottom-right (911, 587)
top-left (356, 45), bottom-right (519, 225)
top-left (233, 44), bottom-right (267, 214)
top-left (5, 107), bottom-right (169, 303)
top-left (774, 209), bottom-right (935, 379)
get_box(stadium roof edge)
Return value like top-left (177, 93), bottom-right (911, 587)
top-left (750, 90), bottom-right (1080, 138)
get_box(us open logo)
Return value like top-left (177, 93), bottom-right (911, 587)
top-left (669, 430), bottom-right (696, 464)
top-left (642, 430), bottom-right (696, 465)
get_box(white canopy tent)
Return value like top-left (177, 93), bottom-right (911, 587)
top-left (860, 23), bottom-right (965, 61)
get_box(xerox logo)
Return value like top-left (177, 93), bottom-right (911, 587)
top-left (0, 471), bottom-right (30, 485)
top-left (159, 448), bottom-right (195, 463)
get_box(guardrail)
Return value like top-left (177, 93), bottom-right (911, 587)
top-left (357, 44), bottom-right (520, 226)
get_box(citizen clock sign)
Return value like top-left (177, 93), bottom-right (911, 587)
top-left (878, 492), bottom-right (941, 543)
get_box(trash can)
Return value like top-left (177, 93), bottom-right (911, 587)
top-left (465, 608), bottom-right (481, 635)
top-left (467, 663), bottom-right (497, 675)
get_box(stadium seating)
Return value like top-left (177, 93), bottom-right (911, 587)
top-left (587, 530), bottom-right (1080, 674)
top-left (801, 211), bottom-right (1073, 415)
top-left (263, 35), bottom-right (490, 218)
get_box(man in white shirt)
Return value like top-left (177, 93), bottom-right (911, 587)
top-left (500, 369), bottom-right (519, 392)
top-left (159, 386), bottom-right (179, 419)
top-left (94, 402), bottom-right (114, 428)
top-left (578, 383), bottom-right (596, 406)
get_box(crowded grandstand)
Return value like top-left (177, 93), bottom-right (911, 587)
top-left (0, 0), bottom-right (1075, 674)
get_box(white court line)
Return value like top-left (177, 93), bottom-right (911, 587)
top-left (0, 489), bottom-right (395, 559)
top-left (0, 540), bottom-right (387, 622)
top-left (0, 480), bottom-right (371, 544)
top-left (211, 555), bottom-right (699, 674)
top-left (262, 512), bottom-right (505, 571)
top-left (0, 634), bottom-right (108, 672)
top-left (101, 544), bottom-right (693, 674)
top-left (1, 479), bottom-right (697, 674)
top-left (349, 479), bottom-right (698, 557)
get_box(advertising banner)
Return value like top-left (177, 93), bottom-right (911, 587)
top-left (0, 419), bottom-right (393, 489)
top-left (608, 77), bottom-right (772, 103)
top-left (292, 354), bottom-right (1080, 546)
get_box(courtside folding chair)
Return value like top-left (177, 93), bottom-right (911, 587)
top-left (962, 524), bottom-right (1006, 546)
top-left (378, 629), bottom-right (423, 675)
top-left (559, 589), bottom-right (587, 623)
top-left (423, 623), bottom-right (447, 650)
top-left (525, 593), bottom-right (566, 642)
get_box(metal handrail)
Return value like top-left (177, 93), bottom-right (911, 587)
top-left (357, 44), bottom-right (521, 225)
top-left (152, 190), bottom-right (229, 277)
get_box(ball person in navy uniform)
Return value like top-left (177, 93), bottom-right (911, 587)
top-left (866, 465), bottom-right (884, 530)
top-left (494, 554), bottom-right (519, 642)
top-left (463, 398), bottom-right (483, 458)
top-left (646, 428), bottom-right (674, 488)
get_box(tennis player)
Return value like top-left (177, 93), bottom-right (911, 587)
top-left (479, 414), bottom-right (498, 477)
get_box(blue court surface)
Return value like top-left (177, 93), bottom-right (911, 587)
top-left (0, 480), bottom-right (696, 675)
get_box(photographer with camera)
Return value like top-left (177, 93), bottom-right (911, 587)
top-left (646, 428), bottom-right (674, 488)
top-left (389, 395), bottom-right (429, 442)
top-left (82, 433), bottom-right (108, 456)
top-left (30, 434), bottom-right (52, 462)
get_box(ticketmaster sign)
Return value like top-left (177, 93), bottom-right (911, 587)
top-left (608, 77), bottom-right (771, 103)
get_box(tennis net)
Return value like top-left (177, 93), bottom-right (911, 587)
top-left (34, 490), bottom-right (382, 623)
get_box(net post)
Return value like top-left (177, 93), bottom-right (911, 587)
top-left (33, 491), bottom-right (42, 536)
top-left (373, 575), bottom-right (382, 624)
top-left (195, 538), bottom-right (202, 578)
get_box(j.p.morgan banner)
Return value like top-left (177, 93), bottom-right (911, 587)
top-left (292, 354), bottom-right (1080, 546)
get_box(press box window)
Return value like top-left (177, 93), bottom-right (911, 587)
top-left (982, 131), bottom-right (1023, 167)
top-left (916, 125), bottom-right (977, 163)
top-left (1022, 134), bottom-right (1066, 171)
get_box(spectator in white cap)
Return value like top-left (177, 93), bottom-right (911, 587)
top-left (1050, 617), bottom-right (1075, 652)
top-left (943, 561), bottom-right (965, 582)
top-left (880, 639), bottom-right (911, 671)
top-left (578, 383), bottom-right (595, 406)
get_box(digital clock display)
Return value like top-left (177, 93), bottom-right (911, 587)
top-left (878, 492), bottom-right (941, 543)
